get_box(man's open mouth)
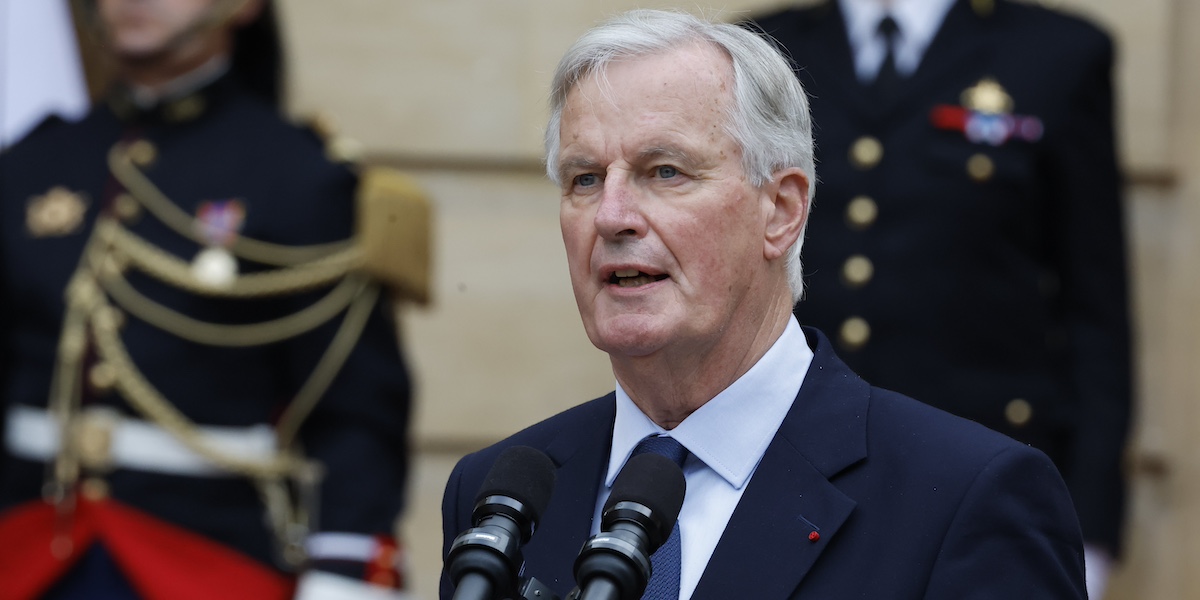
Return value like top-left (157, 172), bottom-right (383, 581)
top-left (610, 268), bottom-right (669, 288)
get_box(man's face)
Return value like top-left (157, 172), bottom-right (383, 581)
top-left (556, 43), bottom-right (771, 361)
top-left (98, 0), bottom-right (221, 60)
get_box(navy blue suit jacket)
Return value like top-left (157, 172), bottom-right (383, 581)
top-left (441, 328), bottom-right (1085, 599)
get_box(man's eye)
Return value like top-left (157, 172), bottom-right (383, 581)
top-left (575, 173), bottom-right (599, 187)
top-left (655, 165), bottom-right (679, 179)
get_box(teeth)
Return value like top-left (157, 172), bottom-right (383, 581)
top-left (614, 269), bottom-right (640, 278)
top-left (618, 275), bottom-right (655, 288)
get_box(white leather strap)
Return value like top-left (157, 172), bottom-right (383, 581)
top-left (306, 532), bottom-right (387, 562)
top-left (5, 403), bottom-right (277, 477)
top-left (293, 571), bottom-right (414, 600)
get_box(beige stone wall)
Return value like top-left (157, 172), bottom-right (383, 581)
top-left (1107, 0), bottom-right (1200, 597)
top-left (274, 1), bottom-right (1200, 598)
top-left (281, 0), bottom-right (1174, 174)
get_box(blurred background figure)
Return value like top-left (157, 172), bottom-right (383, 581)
top-left (0, 0), bottom-right (90, 148)
top-left (0, 0), bottom-right (426, 598)
top-left (749, 0), bottom-right (1132, 596)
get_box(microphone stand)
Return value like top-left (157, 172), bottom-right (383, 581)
top-left (519, 576), bottom-right (561, 600)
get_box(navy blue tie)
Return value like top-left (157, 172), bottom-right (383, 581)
top-left (871, 15), bottom-right (903, 104)
top-left (629, 435), bottom-right (688, 600)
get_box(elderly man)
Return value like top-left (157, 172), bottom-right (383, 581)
top-left (441, 9), bottom-right (1084, 599)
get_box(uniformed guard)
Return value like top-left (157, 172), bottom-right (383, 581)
top-left (0, 1), bottom-right (429, 598)
top-left (749, 1), bottom-right (1132, 597)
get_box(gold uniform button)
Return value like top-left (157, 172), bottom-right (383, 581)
top-left (81, 478), bottom-right (110, 501)
top-left (839, 317), bottom-right (871, 350)
top-left (1005, 398), bottom-right (1033, 427)
top-left (850, 136), bottom-right (883, 170)
top-left (845, 196), bottom-right (878, 230)
top-left (99, 252), bottom-right (129, 279)
top-left (93, 306), bottom-right (126, 332)
top-left (89, 362), bottom-right (118, 392)
top-left (972, 0), bottom-right (995, 16)
top-left (842, 255), bottom-right (874, 288)
top-left (127, 140), bottom-right (157, 167)
top-left (967, 153), bottom-right (994, 182)
top-left (113, 193), bottom-right (142, 222)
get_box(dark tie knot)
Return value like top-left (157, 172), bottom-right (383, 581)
top-left (631, 435), bottom-right (688, 468)
top-left (878, 15), bottom-right (900, 41)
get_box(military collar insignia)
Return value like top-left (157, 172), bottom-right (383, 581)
top-left (162, 94), bottom-right (208, 122)
top-left (107, 81), bottom-right (216, 125)
top-left (929, 77), bottom-right (1043, 146)
top-left (27, 186), bottom-right (90, 237)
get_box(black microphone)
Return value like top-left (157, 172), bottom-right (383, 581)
top-left (570, 453), bottom-right (686, 600)
top-left (447, 445), bottom-right (557, 600)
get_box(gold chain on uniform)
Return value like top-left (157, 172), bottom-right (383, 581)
top-left (108, 143), bottom-right (353, 266)
top-left (45, 142), bottom-right (385, 566)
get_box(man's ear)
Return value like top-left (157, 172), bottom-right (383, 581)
top-left (763, 167), bottom-right (810, 261)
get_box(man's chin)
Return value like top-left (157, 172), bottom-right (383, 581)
top-left (587, 321), bottom-right (669, 359)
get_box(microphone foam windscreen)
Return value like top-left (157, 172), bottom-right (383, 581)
top-left (476, 445), bottom-right (558, 521)
top-left (604, 453), bottom-right (686, 534)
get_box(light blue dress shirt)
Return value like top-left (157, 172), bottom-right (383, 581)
top-left (839, 0), bottom-right (957, 82)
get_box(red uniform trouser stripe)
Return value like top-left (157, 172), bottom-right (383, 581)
top-left (0, 497), bottom-right (292, 600)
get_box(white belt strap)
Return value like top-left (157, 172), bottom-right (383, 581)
top-left (294, 571), bottom-right (414, 600)
top-left (5, 403), bottom-right (278, 477)
top-left (306, 532), bottom-right (387, 562)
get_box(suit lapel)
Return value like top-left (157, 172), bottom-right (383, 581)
top-left (693, 329), bottom-right (870, 599)
top-left (520, 395), bottom-right (616, 595)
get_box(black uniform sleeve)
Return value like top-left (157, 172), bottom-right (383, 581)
top-left (1044, 28), bottom-right (1132, 554)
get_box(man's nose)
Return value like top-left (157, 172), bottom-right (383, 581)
top-left (593, 178), bottom-right (645, 241)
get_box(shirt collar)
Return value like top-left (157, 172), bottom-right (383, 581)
top-left (607, 316), bottom-right (813, 490)
top-left (839, 0), bottom-right (958, 79)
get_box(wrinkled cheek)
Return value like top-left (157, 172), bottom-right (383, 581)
top-left (562, 244), bottom-right (591, 292)
top-left (560, 241), bottom-right (595, 314)
top-left (559, 216), bottom-right (595, 281)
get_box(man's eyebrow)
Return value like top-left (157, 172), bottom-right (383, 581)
top-left (557, 157), bottom-right (601, 182)
top-left (636, 146), bottom-right (693, 165)
top-left (556, 146), bottom-right (694, 182)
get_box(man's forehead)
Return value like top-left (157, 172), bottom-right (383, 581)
top-left (557, 140), bottom-right (697, 173)
top-left (584, 42), bottom-right (731, 91)
top-left (561, 46), bottom-right (733, 125)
